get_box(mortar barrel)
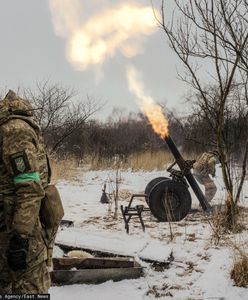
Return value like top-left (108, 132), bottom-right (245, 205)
top-left (164, 136), bottom-right (212, 212)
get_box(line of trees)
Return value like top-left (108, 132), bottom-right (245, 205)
top-left (15, 81), bottom-right (246, 168)
top-left (58, 107), bottom-right (247, 164)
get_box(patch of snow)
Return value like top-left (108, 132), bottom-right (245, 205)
top-left (50, 168), bottom-right (248, 300)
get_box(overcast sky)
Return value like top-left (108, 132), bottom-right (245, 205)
top-left (0, 0), bottom-right (189, 119)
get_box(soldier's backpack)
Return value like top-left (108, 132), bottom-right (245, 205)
top-left (40, 184), bottom-right (64, 228)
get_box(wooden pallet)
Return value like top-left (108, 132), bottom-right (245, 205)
top-left (51, 257), bottom-right (143, 285)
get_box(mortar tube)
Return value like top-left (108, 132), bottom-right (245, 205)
top-left (164, 136), bottom-right (212, 212)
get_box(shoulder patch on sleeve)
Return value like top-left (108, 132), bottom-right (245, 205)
top-left (9, 151), bottom-right (31, 175)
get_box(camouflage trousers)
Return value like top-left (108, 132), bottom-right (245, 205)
top-left (0, 232), bottom-right (50, 294)
top-left (194, 174), bottom-right (217, 202)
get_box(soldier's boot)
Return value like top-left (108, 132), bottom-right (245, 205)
top-left (12, 261), bottom-right (51, 294)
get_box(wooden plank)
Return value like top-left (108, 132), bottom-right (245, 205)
top-left (55, 242), bottom-right (172, 264)
top-left (51, 267), bottom-right (143, 285)
top-left (53, 257), bottom-right (135, 271)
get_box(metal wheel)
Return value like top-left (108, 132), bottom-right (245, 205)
top-left (148, 179), bottom-right (192, 222)
top-left (144, 177), bottom-right (169, 204)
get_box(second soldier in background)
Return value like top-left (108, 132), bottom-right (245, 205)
top-left (193, 150), bottom-right (219, 202)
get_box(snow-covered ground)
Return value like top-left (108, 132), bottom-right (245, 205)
top-left (50, 165), bottom-right (248, 300)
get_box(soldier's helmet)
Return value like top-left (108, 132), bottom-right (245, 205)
top-left (0, 90), bottom-right (33, 117)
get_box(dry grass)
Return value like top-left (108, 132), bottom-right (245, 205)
top-left (208, 206), bottom-right (228, 245)
top-left (208, 203), bottom-right (246, 245)
top-left (88, 150), bottom-right (176, 171)
top-left (124, 150), bottom-right (173, 171)
top-left (231, 255), bottom-right (248, 287)
top-left (208, 206), bottom-right (248, 287)
top-left (49, 149), bottom-right (197, 177)
top-left (50, 156), bottom-right (78, 183)
top-left (47, 151), bottom-right (174, 182)
top-left (87, 155), bottom-right (116, 171)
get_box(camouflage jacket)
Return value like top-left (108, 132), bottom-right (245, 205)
top-left (0, 91), bottom-right (50, 266)
top-left (193, 152), bottom-right (217, 177)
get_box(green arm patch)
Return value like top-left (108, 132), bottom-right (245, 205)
top-left (9, 151), bottom-right (31, 175)
top-left (13, 172), bottom-right (40, 184)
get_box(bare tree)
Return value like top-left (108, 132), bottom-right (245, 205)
top-left (23, 80), bottom-right (103, 153)
top-left (157, 0), bottom-right (248, 230)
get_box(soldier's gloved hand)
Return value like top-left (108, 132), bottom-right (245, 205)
top-left (6, 234), bottom-right (29, 271)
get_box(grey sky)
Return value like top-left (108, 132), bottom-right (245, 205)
top-left (0, 0), bottom-right (188, 119)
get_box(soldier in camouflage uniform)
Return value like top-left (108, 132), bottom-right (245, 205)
top-left (0, 90), bottom-right (56, 293)
top-left (193, 151), bottom-right (219, 202)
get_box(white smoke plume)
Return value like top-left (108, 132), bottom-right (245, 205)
top-left (127, 65), bottom-right (169, 138)
top-left (49, 0), bottom-right (158, 70)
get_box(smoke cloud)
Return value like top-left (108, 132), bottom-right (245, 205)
top-left (49, 0), bottom-right (158, 70)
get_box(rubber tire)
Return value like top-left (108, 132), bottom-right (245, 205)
top-left (148, 179), bottom-right (192, 222)
top-left (144, 177), bottom-right (169, 204)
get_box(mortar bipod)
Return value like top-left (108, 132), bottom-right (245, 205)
top-left (166, 159), bottom-right (196, 185)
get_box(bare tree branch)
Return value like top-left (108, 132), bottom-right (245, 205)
top-left (159, 0), bottom-right (248, 229)
top-left (23, 80), bottom-right (104, 154)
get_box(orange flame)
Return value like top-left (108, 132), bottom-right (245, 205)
top-left (49, 0), bottom-right (158, 70)
top-left (127, 65), bottom-right (169, 139)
